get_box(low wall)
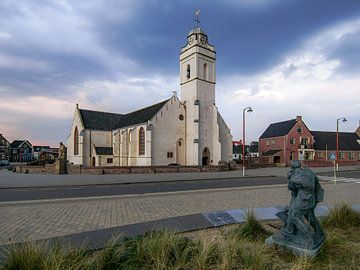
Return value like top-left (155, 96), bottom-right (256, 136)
top-left (14, 164), bottom-right (55, 174)
top-left (303, 160), bottom-right (360, 167)
top-left (14, 164), bottom-right (230, 175)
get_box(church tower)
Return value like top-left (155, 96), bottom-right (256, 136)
top-left (180, 19), bottom-right (221, 165)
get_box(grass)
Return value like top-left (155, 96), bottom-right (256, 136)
top-left (1, 205), bottom-right (359, 270)
top-left (321, 203), bottom-right (360, 229)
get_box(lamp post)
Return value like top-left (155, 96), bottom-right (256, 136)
top-left (336, 117), bottom-right (347, 171)
top-left (242, 106), bottom-right (253, 176)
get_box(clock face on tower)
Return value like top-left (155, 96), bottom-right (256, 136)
top-left (188, 36), bottom-right (193, 45)
top-left (200, 35), bottom-right (207, 45)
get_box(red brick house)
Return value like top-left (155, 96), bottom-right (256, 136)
top-left (259, 116), bottom-right (360, 166)
top-left (311, 131), bottom-right (360, 164)
top-left (259, 116), bottom-right (314, 166)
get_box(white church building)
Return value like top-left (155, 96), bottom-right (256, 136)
top-left (67, 25), bottom-right (233, 167)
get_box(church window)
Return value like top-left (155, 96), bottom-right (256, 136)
top-left (179, 114), bottom-right (184, 121)
top-left (74, 126), bottom-right (79, 155)
top-left (167, 152), bottom-right (173, 158)
top-left (139, 127), bottom-right (145, 156)
top-left (178, 141), bottom-right (182, 146)
top-left (186, 64), bottom-right (190, 79)
top-left (203, 63), bottom-right (207, 80)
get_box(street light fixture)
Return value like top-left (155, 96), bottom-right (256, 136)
top-left (242, 106), bottom-right (253, 176)
top-left (336, 117), bottom-right (347, 170)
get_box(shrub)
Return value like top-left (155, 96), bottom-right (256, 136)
top-left (322, 203), bottom-right (360, 229)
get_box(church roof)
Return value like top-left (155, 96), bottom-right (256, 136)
top-left (79, 99), bottom-right (169, 131)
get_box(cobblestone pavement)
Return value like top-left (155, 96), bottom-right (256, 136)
top-left (0, 182), bottom-right (359, 244)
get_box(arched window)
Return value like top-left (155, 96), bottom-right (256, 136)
top-left (203, 63), bottom-right (207, 80)
top-left (139, 127), bottom-right (145, 155)
top-left (186, 64), bottom-right (190, 79)
top-left (74, 126), bottom-right (79, 155)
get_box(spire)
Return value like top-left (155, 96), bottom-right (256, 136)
top-left (194, 9), bottom-right (200, 27)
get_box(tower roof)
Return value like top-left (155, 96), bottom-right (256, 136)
top-left (188, 27), bottom-right (207, 37)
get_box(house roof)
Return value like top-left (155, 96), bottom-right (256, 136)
top-left (262, 149), bottom-right (281, 156)
top-left (79, 99), bottom-right (169, 131)
top-left (94, 147), bottom-right (113, 155)
top-left (233, 144), bottom-right (249, 154)
top-left (259, 119), bottom-right (297, 139)
top-left (10, 140), bottom-right (32, 148)
top-left (312, 131), bottom-right (360, 151)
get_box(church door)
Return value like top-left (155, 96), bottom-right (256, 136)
top-left (202, 147), bottom-right (210, 166)
top-left (92, 157), bottom-right (96, 167)
top-left (176, 138), bottom-right (185, 165)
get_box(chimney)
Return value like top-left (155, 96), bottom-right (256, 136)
top-left (296, 115), bottom-right (302, 122)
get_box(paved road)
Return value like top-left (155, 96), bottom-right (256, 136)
top-left (0, 176), bottom-right (287, 202)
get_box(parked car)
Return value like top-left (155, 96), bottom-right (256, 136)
top-left (0, 160), bottom-right (10, 167)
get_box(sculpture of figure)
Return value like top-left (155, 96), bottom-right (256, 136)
top-left (267, 160), bottom-right (325, 255)
top-left (59, 142), bottom-right (67, 160)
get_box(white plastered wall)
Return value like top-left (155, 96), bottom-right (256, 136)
top-left (151, 96), bottom-right (186, 165)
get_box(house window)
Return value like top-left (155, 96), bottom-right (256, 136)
top-left (297, 127), bottom-right (302, 133)
top-left (271, 139), bottom-right (275, 145)
top-left (167, 152), bottom-right (173, 158)
top-left (339, 152), bottom-right (344, 159)
top-left (139, 127), bottom-right (145, 156)
top-left (107, 158), bottom-right (113, 164)
top-left (349, 152), bottom-right (354, 159)
top-left (318, 152), bottom-right (324, 158)
top-left (266, 140), bottom-right (270, 146)
top-left (186, 64), bottom-right (190, 79)
top-left (203, 63), bottom-right (207, 80)
top-left (358, 152), bottom-right (360, 160)
top-left (290, 138), bottom-right (295, 145)
top-left (74, 126), bottom-right (79, 155)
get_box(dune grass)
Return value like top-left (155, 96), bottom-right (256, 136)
top-left (1, 205), bottom-right (359, 270)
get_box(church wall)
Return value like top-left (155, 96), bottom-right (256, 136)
top-left (67, 107), bottom-right (85, 165)
top-left (113, 124), bottom-right (152, 167)
top-left (218, 112), bottom-right (233, 162)
top-left (151, 96), bottom-right (186, 166)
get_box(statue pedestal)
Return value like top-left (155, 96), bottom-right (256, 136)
top-left (265, 235), bottom-right (324, 258)
top-left (55, 159), bottom-right (67, 174)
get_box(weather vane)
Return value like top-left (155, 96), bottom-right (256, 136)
top-left (195, 9), bottom-right (200, 27)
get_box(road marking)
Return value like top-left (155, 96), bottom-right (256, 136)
top-left (319, 175), bottom-right (360, 184)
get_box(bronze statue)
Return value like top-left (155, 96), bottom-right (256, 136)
top-left (266, 160), bottom-right (325, 256)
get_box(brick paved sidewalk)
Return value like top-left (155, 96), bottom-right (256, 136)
top-left (0, 182), bottom-right (359, 244)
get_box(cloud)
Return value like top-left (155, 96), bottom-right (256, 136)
top-left (217, 18), bottom-right (360, 142)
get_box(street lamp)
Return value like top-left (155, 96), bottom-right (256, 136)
top-left (336, 117), bottom-right (347, 170)
top-left (242, 106), bottom-right (253, 176)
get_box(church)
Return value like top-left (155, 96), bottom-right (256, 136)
top-left (67, 25), bottom-right (233, 167)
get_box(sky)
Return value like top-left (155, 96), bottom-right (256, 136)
top-left (0, 0), bottom-right (360, 146)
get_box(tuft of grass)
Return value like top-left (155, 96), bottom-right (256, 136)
top-left (0, 241), bottom-right (58, 270)
top-left (192, 234), bottom-right (220, 270)
top-left (322, 203), bottom-right (360, 229)
top-left (227, 209), bottom-right (270, 241)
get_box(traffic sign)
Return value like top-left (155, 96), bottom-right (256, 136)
top-left (329, 153), bottom-right (336, 161)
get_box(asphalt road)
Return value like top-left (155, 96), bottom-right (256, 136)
top-left (0, 176), bottom-right (287, 202)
